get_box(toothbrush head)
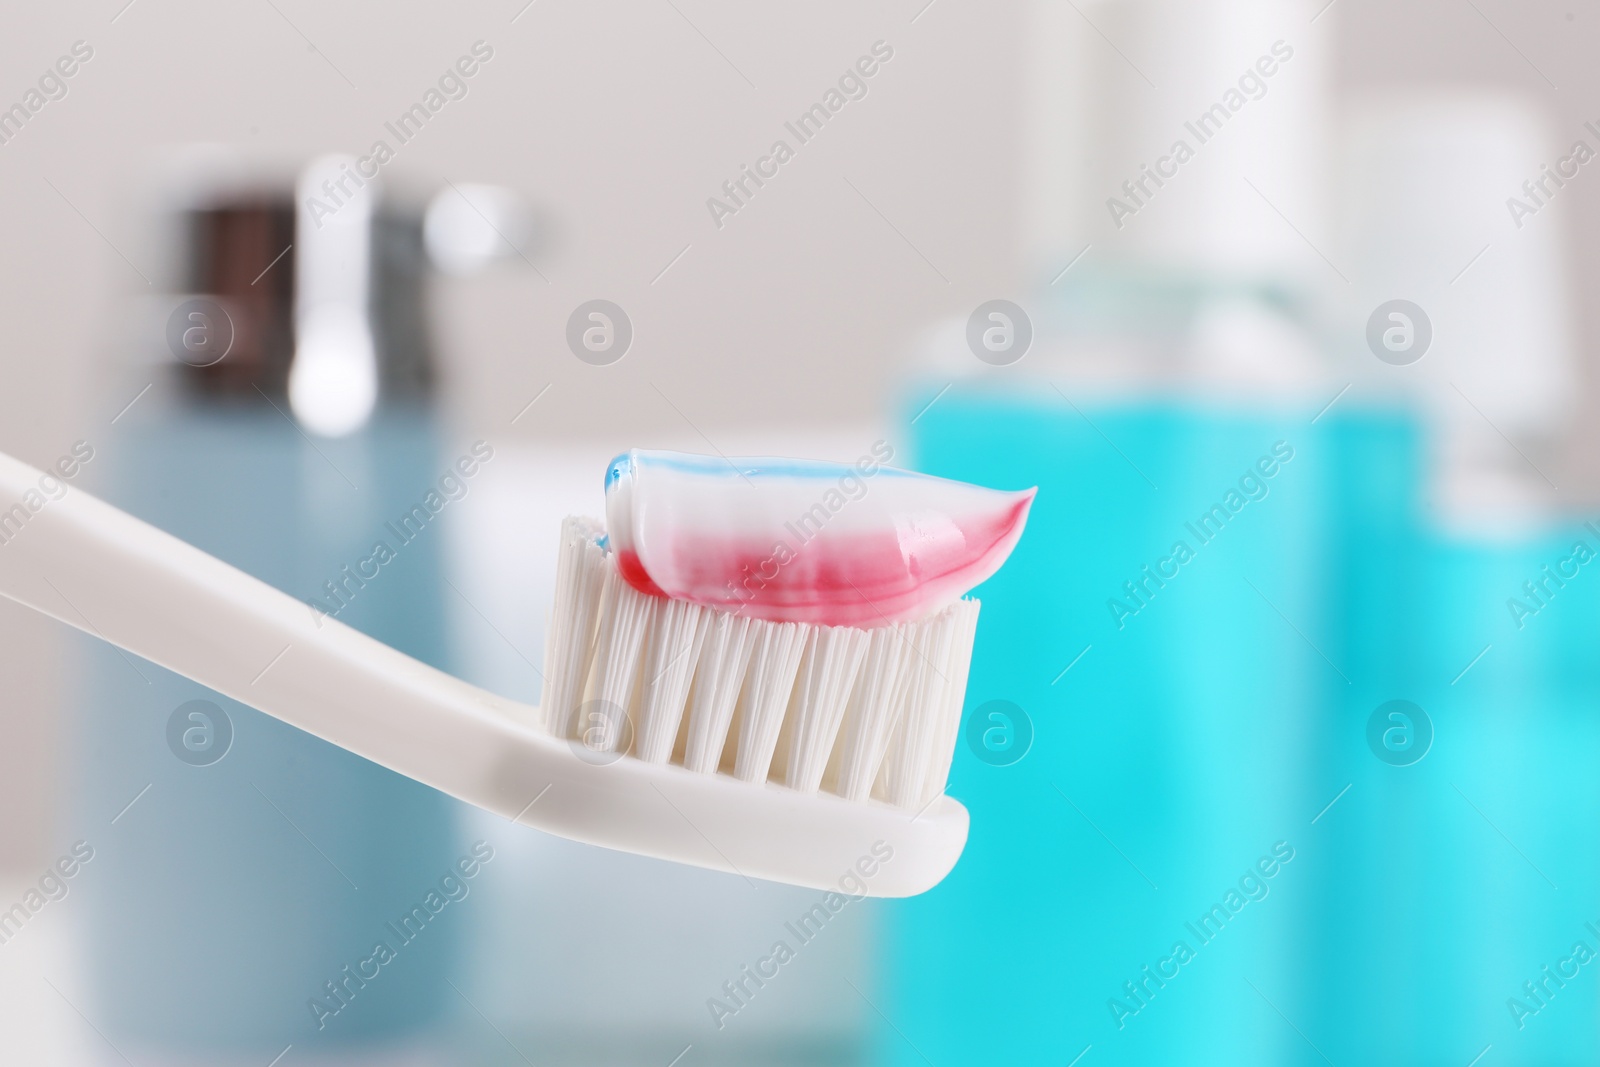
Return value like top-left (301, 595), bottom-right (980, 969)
top-left (527, 449), bottom-right (1033, 896)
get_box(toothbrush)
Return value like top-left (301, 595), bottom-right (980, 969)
top-left (0, 446), bottom-right (1031, 896)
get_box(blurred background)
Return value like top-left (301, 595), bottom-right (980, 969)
top-left (0, 0), bottom-right (1596, 1063)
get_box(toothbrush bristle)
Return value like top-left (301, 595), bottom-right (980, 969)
top-left (731, 620), bottom-right (808, 783)
top-left (829, 625), bottom-right (913, 801)
top-left (540, 517), bottom-right (607, 738)
top-left (779, 625), bottom-right (871, 794)
top-left (587, 565), bottom-right (654, 752)
top-left (543, 516), bottom-right (980, 809)
top-left (682, 612), bottom-right (756, 773)
top-left (877, 602), bottom-right (979, 808)
top-left (635, 596), bottom-right (704, 763)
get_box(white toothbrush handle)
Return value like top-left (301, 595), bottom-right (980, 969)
top-left (0, 449), bottom-right (967, 896)
top-left (0, 449), bottom-right (537, 786)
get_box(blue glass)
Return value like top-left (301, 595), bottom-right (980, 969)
top-left (73, 406), bottom-right (462, 1058)
top-left (874, 390), bottom-right (1326, 1063)
top-left (1304, 527), bottom-right (1600, 1066)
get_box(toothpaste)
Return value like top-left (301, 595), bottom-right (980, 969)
top-left (603, 446), bottom-right (1033, 627)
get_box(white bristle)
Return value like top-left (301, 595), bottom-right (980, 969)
top-left (681, 612), bottom-right (756, 773)
top-left (778, 625), bottom-right (871, 794)
top-left (925, 601), bottom-right (980, 799)
top-left (540, 517), bottom-right (607, 736)
top-left (876, 600), bottom-right (980, 808)
top-left (826, 623), bottom-right (914, 801)
top-left (584, 565), bottom-right (654, 753)
top-left (539, 521), bottom-right (981, 809)
top-left (634, 596), bottom-right (707, 763)
top-left (731, 619), bottom-right (808, 783)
